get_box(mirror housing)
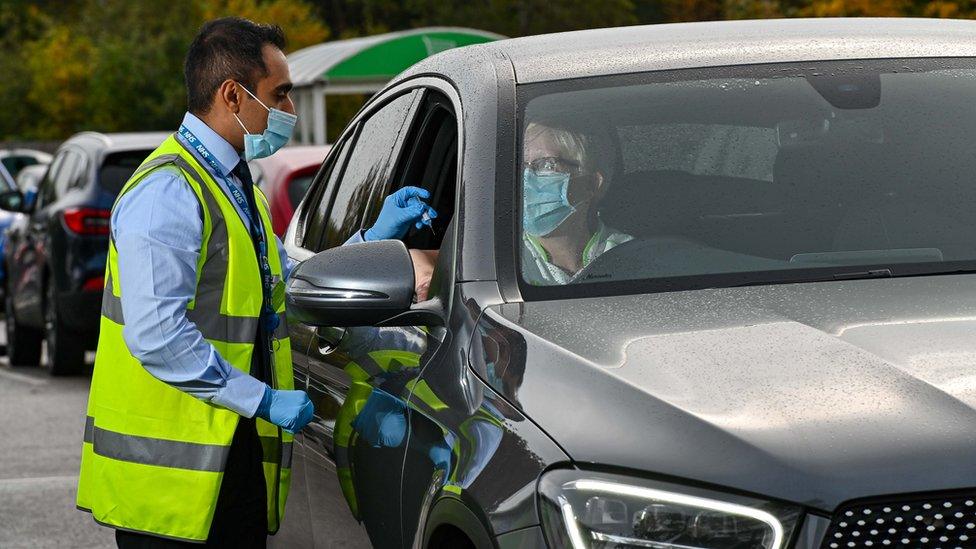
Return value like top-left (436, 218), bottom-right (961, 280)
top-left (286, 240), bottom-right (443, 327)
top-left (0, 189), bottom-right (25, 212)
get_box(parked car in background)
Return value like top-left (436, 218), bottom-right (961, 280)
top-left (13, 163), bottom-right (47, 210)
top-left (0, 161), bottom-right (51, 299)
top-left (277, 18), bottom-right (976, 549)
top-left (250, 145), bottom-right (329, 236)
top-left (0, 148), bottom-right (52, 181)
top-left (0, 132), bottom-right (166, 375)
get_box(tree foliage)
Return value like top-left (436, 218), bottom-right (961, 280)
top-left (1, 0), bottom-right (974, 140)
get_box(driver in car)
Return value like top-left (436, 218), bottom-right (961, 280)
top-left (521, 120), bottom-right (632, 285)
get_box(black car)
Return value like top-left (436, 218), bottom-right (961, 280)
top-left (0, 132), bottom-right (167, 375)
top-left (286, 18), bottom-right (976, 549)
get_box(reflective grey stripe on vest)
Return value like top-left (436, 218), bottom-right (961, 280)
top-left (172, 153), bottom-right (232, 340)
top-left (101, 272), bottom-right (124, 325)
top-left (101, 152), bottom-right (266, 346)
top-left (134, 154), bottom-right (184, 178)
top-left (84, 415), bottom-right (95, 444)
top-left (101, 302), bottom-right (277, 345)
top-left (186, 311), bottom-right (258, 345)
top-left (85, 416), bottom-right (229, 472)
top-left (259, 436), bottom-right (293, 468)
top-left (101, 288), bottom-right (261, 345)
top-left (100, 153), bottom-right (189, 324)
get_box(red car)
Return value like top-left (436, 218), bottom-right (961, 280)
top-left (251, 145), bottom-right (329, 236)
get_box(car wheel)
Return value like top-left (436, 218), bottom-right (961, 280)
top-left (44, 280), bottom-right (85, 376)
top-left (5, 279), bottom-right (42, 367)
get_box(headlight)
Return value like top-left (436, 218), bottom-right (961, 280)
top-left (539, 469), bottom-right (802, 549)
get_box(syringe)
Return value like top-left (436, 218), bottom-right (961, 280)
top-left (421, 210), bottom-right (435, 235)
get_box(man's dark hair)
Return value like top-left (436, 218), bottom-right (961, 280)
top-left (184, 17), bottom-right (286, 114)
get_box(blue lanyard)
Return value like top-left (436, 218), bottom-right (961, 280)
top-left (177, 125), bottom-right (257, 227)
top-left (177, 125), bottom-right (279, 333)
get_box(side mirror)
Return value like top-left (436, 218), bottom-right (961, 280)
top-left (286, 240), bottom-right (443, 327)
top-left (0, 189), bottom-right (25, 212)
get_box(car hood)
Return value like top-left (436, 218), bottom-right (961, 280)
top-left (487, 275), bottom-right (976, 511)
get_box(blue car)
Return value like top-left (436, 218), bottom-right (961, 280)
top-left (0, 134), bottom-right (165, 375)
top-left (0, 150), bottom-right (51, 293)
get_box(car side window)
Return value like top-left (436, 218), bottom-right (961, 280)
top-left (53, 150), bottom-right (84, 199)
top-left (317, 90), bottom-right (420, 251)
top-left (302, 135), bottom-right (353, 249)
top-left (36, 151), bottom-right (67, 210)
top-left (68, 151), bottom-right (90, 192)
top-left (390, 91), bottom-right (459, 251)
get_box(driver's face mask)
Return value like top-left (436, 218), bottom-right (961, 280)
top-left (522, 156), bottom-right (592, 237)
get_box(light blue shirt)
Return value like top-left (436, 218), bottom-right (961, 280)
top-left (112, 112), bottom-right (296, 418)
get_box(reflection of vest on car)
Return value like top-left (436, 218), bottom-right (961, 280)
top-left (334, 326), bottom-right (428, 519)
top-left (76, 136), bottom-right (295, 542)
top-left (338, 328), bottom-right (507, 513)
top-left (404, 377), bottom-right (506, 495)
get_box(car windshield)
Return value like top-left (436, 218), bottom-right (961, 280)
top-left (518, 58), bottom-right (976, 297)
top-left (1, 155), bottom-right (40, 179)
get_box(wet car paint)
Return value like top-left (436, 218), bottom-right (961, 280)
top-left (480, 274), bottom-right (976, 512)
top-left (282, 18), bottom-right (976, 549)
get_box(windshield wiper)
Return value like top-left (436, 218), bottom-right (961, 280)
top-left (726, 268), bottom-right (893, 288)
top-left (832, 268), bottom-right (892, 280)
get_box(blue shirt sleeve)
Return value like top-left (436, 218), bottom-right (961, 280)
top-left (112, 167), bottom-right (268, 417)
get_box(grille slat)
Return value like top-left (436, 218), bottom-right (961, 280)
top-left (822, 494), bottom-right (976, 548)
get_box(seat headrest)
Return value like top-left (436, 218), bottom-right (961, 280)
top-left (600, 170), bottom-right (788, 238)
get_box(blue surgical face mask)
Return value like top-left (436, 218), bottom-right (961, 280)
top-left (234, 83), bottom-right (297, 161)
top-left (523, 168), bottom-right (575, 236)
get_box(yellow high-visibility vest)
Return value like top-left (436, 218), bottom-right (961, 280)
top-left (76, 134), bottom-right (294, 542)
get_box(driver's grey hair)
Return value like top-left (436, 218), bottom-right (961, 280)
top-left (524, 121), bottom-right (614, 181)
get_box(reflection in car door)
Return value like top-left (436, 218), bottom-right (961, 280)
top-left (290, 90), bottom-right (424, 548)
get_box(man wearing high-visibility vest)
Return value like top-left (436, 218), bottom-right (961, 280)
top-left (76, 17), bottom-right (434, 548)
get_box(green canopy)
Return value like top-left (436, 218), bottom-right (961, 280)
top-left (288, 27), bottom-right (505, 144)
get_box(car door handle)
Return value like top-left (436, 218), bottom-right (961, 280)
top-left (315, 326), bottom-right (345, 355)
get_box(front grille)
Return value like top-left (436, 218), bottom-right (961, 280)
top-left (822, 493), bottom-right (976, 549)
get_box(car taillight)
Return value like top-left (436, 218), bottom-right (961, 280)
top-left (82, 276), bottom-right (104, 291)
top-left (63, 208), bottom-right (111, 235)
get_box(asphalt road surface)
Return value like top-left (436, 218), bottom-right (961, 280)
top-left (0, 338), bottom-right (113, 549)
top-left (0, 332), bottom-right (308, 548)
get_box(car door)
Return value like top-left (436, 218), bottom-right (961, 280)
top-left (14, 149), bottom-right (77, 326)
top-left (288, 89), bottom-right (423, 548)
top-left (28, 148), bottom-right (86, 323)
top-left (6, 153), bottom-right (59, 314)
top-left (323, 88), bottom-right (464, 548)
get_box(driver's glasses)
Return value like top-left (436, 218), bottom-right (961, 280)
top-left (524, 156), bottom-right (581, 175)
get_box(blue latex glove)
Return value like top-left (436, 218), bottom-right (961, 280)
top-left (351, 389), bottom-right (408, 448)
top-left (255, 386), bottom-right (314, 434)
top-left (364, 186), bottom-right (437, 241)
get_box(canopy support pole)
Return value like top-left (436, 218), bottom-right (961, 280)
top-left (313, 84), bottom-right (327, 145)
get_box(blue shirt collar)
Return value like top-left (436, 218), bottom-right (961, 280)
top-left (179, 112), bottom-right (242, 178)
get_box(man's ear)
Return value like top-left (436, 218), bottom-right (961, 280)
top-left (217, 80), bottom-right (242, 114)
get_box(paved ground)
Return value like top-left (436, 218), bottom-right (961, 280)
top-left (0, 342), bottom-right (113, 549)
